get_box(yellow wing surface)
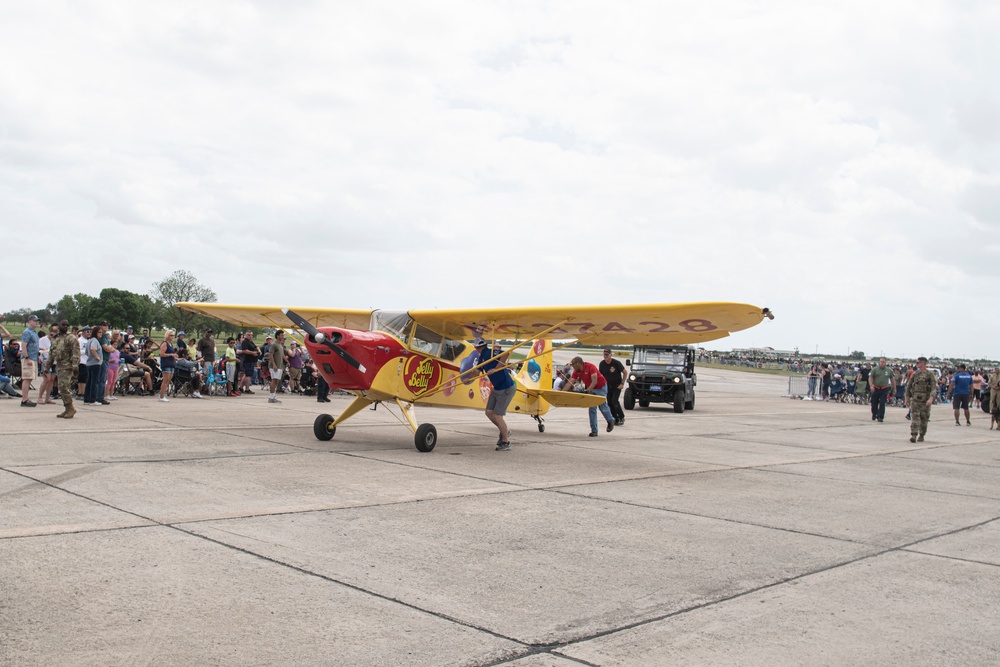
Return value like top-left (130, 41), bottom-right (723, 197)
top-left (175, 303), bottom-right (373, 331)
top-left (408, 302), bottom-right (770, 345)
top-left (177, 301), bottom-right (771, 345)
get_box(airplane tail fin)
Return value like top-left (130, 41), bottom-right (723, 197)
top-left (515, 339), bottom-right (554, 391)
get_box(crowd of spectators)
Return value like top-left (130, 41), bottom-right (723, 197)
top-left (0, 320), bottom-right (324, 406)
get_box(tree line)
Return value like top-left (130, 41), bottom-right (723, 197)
top-left (2, 270), bottom-right (259, 339)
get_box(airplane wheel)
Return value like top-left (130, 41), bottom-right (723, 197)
top-left (538, 423), bottom-right (545, 433)
top-left (624, 387), bottom-right (635, 410)
top-left (414, 423), bottom-right (437, 452)
top-left (314, 413), bottom-right (336, 441)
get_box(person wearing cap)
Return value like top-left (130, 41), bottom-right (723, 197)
top-left (567, 355), bottom-right (616, 437)
top-left (287, 340), bottom-right (304, 393)
top-left (267, 331), bottom-right (287, 403)
top-left (948, 363), bottom-right (974, 426)
top-left (472, 337), bottom-right (516, 451)
top-left (599, 348), bottom-right (627, 426)
top-left (196, 329), bottom-right (216, 380)
top-left (175, 330), bottom-right (188, 359)
top-left (77, 326), bottom-right (91, 396)
top-left (19, 314), bottom-right (40, 406)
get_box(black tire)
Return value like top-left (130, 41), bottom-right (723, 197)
top-left (685, 388), bottom-right (695, 410)
top-left (638, 399), bottom-right (650, 408)
top-left (538, 423), bottom-right (545, 433)
top-left (673, 389), bottom-right (685, 413)
top-left (624, 387), bottom-right (635, 410)
top-left (415, 423), bottom-right (437, 452)
top-left (314, 413), bottom-right (336, 441)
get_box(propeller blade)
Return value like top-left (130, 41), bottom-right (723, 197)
top-left (283, 308), bottom-right (367, 373)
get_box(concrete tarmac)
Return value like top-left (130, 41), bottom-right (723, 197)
top-left (2, 367), bottom-right (998, 666)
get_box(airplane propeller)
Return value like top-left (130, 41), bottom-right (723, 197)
top-left (282, 308), bottom-right (367, 373)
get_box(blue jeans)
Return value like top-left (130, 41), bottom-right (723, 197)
top-left (807, 377), bottom-right (817, 396)
top-left (588, 385), bottom-right (615, 433)
top-left (98, 361), bottom-right (109, 397)
top-left (84, 365), bottom-right (102, 403)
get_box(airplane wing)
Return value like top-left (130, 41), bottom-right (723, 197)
top-left (175, 303), bottom-right (374, 331)
top-left (408, 302), bottom-right (771, 345)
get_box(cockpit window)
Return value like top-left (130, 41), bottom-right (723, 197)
top-left (410, 324), bottom-right (442, 357)
top-left (370, 310), bottom-right (413, 343)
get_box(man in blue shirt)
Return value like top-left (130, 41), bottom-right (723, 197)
top-left (948, 363), bottom-right (974, 426)
top-left (472, 338), bottom-right (516, 452)
top-left (19, 314), bottom-right (40, 407)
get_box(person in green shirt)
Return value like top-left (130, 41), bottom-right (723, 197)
top-left (869, 358), bottom-right (895, 423)
top-left (224, 338), bottom-right (239, 396)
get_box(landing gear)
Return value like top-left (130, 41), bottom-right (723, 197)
top-left (533, 415), bottom-right (545, 432)
top-left (414, 423), bottom-right (437, 452)
top-left (314, 413), bottom-right (336, 441)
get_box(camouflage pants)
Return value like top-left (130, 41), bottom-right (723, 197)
top-left (910, 399), bottom-right (931, 437)
top-left (56, 370), bottom-right (75, 407)
top-left (991, 388), bottom-right (1000, 416)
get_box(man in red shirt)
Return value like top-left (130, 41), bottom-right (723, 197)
top-left (567, 356), bottom-right (616, 437)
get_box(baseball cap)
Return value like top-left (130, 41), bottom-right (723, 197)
top-left (82, 325), bottom-right (92, 332)
top-left (603, 348), bottom-right (612, 354)
top-left (178, 331), bottom-right (186, 336)
top-left (473, 337), bottom-right (487, 347)
top-left (27, 315), bottom-right (39, 322)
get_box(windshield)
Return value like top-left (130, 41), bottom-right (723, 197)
top-left (370, 310), bottom-right (412, 343)
top-left (633, 348), bottom-right (687, 369)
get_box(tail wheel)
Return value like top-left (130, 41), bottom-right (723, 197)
top-left (314, 413), bottom-right (336, 441)
top-left (415, 423), bottom-right (437, 452)
top-left (624, 387), bottom-right (635, 410)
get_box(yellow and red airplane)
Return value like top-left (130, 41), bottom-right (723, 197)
top-left (177, 301), bottom-right (773, 452)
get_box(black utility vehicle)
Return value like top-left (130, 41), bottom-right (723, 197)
top-left (624, 345), bottom-right (696, 413)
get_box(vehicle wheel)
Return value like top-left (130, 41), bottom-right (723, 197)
top-left (638, 399), bottom-right (650, 408)
top-left (415, 423), bottom-right (437, 452)
top-left (685, 388), bottom-right (695, 410)
top-left (624, 387), bottom-right (635, 410)
top-left (673, 389), bottom-right (685, 413)
top-left (538, 423), bottom-right (545, 433)
top-left (313, 413), bottom-right (336, 441)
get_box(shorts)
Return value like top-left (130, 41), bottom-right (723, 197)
top-left (486, 384), bottom-right (517, 415)
top-left (271, 368), bottom-right (284, 381)
top-left (952, 394), bottom-right (970, 410)
top-left (226, 364), bottom-right (236, 382)
top-left (242, 362), bottom-right (255, 377)
top-left (288, 367), bottom-right (302, 380)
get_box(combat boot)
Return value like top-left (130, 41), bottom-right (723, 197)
top-left (56, 409), bottom-right (67, 418)
top-left (62, 405), bottom-right (77, 419)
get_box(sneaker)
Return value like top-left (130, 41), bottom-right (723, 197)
top-left (158, 397), bottom-right (169, 403)
top-left (910, 435), bottom-right (916, 443)
top-left (100, 400), bottom-right (110, 405)
top-left (917, 435), bottom-right (924, 442)
top-left (192, 391), bottom-right (202, 398)
top-left (955, 421), bottom-right (961, 426)
top-left (871, 414), bottom-right (876, 421)
top-left (243, 389), bottom-right (254, 395)
top-left (966, 421), bottom-right (971, 426)
top-left (496, 441), bottom-right (511, 451)
top-left (230, 391), bottom-right (241, 397)
top-left (588, 432), bottom-right (598, 437)
top-left (606, 421), bottom-right (615, 433)
top-left (20, 400), bottom-right (36, 407)
top-left (268, 397), bottom-right (281, 403)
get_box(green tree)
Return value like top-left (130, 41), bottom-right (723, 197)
top-left (89, 288), bottom-right (156, 329)
top-left (150, 270), bottom-right (218, 333)
top-left (849, 350), bottom-right (866, 360)
top-left (49, 293), bottom-right (95, 325)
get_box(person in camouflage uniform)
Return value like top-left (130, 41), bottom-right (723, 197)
top-left (989, 369), bottom-right (1000, 429)
top-left (47, 320), bottom-right (80, 419)
top-left (905, 356), bottom-right (936, 443)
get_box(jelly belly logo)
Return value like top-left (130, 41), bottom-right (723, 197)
top-left (404, 356), bottom-right (441, 396)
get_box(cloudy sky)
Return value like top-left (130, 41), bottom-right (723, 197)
top-left (2, 1), bottom-right (997, 359)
